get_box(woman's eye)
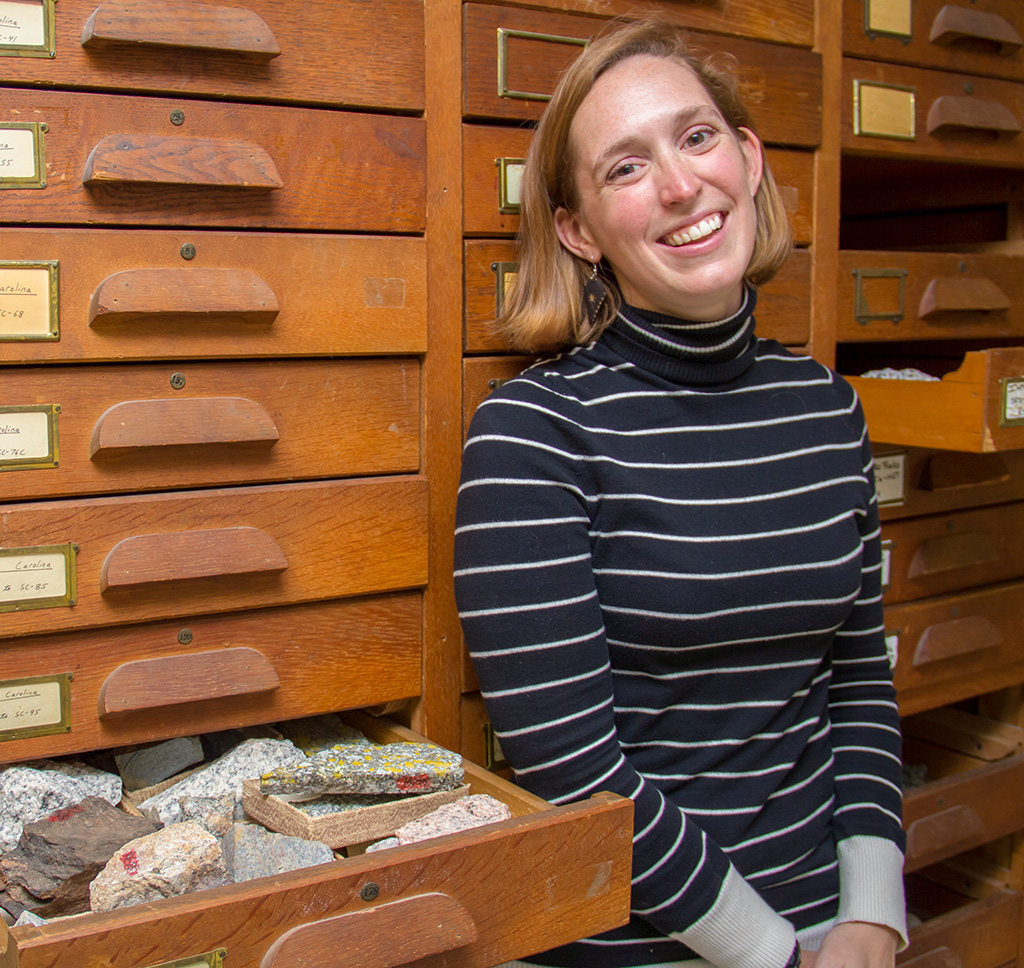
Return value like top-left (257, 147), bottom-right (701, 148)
top-left (683, 128), bottom-right (714, 149)
top-left (609, 162), bottom-right (638, 180)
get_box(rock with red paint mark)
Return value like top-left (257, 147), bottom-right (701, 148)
top-left (89, 822), bottom-right (231, 913)
top-left (259, 742), bottom-right (464, 797)
top-left (0, 760), bottom-right (122, 852)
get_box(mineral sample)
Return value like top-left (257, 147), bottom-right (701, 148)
top-left (115, 736), bottom-right (204, 792)
top-left (260, 742), bottom-right (464, 798)
top-left (138, 738), bottom-right (306, 826)
top-left (0, 760), bottom-right (122, 852)
top-left (365, 795), bottom-right (512, 852)
top-left (274, 715), bottom-right (373, 755)
top-left (89, 822), bottom-right (231, 912)
top-left (178, 795), bottom-right (236, 838)
top-left (222, 824), bottom-right (333, 882)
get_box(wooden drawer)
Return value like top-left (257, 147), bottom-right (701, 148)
top-left (0, 593), bottom-right (422, 763)
top-left (837, 250), bottom-right (1024, 342)
top-left (902, 732), bottom-right (1024, 871)
top-left (465, 242), bottom-right (813, 351)
top-left (0, 0), bottom-right (424, 112)
top-left (881, 502), bottom-right (1024, 604)
top-left (463, 3), bottom-right (822, 138)
top-left (463, 354), bottom-right (535, 438)
top-left (0, 713), bottom-right (633, 968)
top-left (0, 359), bottom-right (420, 501)
top-left (0, 89), bottom-right (425, 231)
top-left (460, 691), bottom-right (509, 775)
top-left (463, 125), bottom-right (815, 244)
top-left (465, 0), bottom-right (814, 47)
top-left (890, 580), bottom-right (1024, 715)
top-left (844, 0), bottom-right (1024, 84)
top-left (874, 447), bottom-right (1024, 521)
top-left (847, 347), bottom-right (1024, 452)
top-left (900, 877), bottom-right (1022, 968)
top-left (843, 57), bottom-right (1024, 168)
top-left (0, 477), bottom-right (428, 640)
top-left (0, 229), bottom-right (425, 364)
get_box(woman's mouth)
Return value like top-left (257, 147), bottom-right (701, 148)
top-left (661, 213), bottom-right (724, 247)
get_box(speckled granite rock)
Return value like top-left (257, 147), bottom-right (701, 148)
top-left (364, 837), bottom-right (399, 853)
top-left (115, 736), bottom-right (204, 792)
top-left (89, 822), bottom-right (231, 912)
top-left (0, 761), bottom-right (122, 852)
top-left (260, 743), bottom-right (464, 798)
top-left (365, 795), bottom-right (511, 852)
top-left (274, 715), bottom-right (373, 755)
top-left (138, 739), bottom-right (306, 826)
top-left (222, 824), bottom-right (333, 882)
top-left (178, 795), bottom-right (236, 838)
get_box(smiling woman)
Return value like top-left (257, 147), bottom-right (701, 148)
top-left (455, 16), bottom-right (907, 968)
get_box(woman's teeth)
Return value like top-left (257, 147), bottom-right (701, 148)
top-left (663, 213), bottom-right (723, 247)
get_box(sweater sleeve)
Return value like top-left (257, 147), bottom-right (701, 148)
top-left (454, 386), bottom-right (798, 968)
top-left (827, 394), bottom-right (908, 946)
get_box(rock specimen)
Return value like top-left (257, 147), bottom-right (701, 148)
top-left (275, 715), bottom-right (373, 755)
top-left (178, 795), bottom-right (236, 838)
top-left (138, 738), bottom-right (306, 826)
top-left (260, 743), bottom-right (464, 798)
top-left (0, 797), bottom-right (160, 915)
top-left (89, 822), bottom-right (231, 913)
top-left (222, 824), bottom-right (333, 883)
top-left (0, 761), bottom-right (122, 852)
top-left (367, 795), bottom-right (512, 851)
top-left (115, 736), bottom-right (204, 792)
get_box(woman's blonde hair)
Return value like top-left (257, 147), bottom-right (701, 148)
top-left (497, 16), bottom-right (793, 352)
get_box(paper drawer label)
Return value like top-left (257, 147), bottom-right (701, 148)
top-left (0, 261), bottom-right (59, 339)
top-left (0, 122), bottom-right (47, 188)
top-left (854, 81), bottom-right (916, 141)
top-left (0, 674), bottom-right (71, 743)
top-left (0, 544), bottom-right (77, 612)
top-left (0, 0), bottom-right (47, 51)
top-left (865, 0), bottom-right (912, 38)
top-left (1001, 378), bottom-right (1024, 427)
top-left (496, 157), bottom-right (524, 214)
top-left (874, 452), bottom-right (906, 506)
top-left (0, 404), bottom-right (60, 470)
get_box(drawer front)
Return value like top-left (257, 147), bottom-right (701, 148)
top-left (902, 752), bottom-right (1024, 871)
top-left (0, 229), bottom-right (426, 364)
top-left (0, 593), bottom-right (422, 763)
top-left (464, 241), bottom-right (813, 351)
top-left (850, 346), bottom-right (1024, 453)
top-left (0, 89), bottom-right (426, 231)
top-left (464, 3), bottom-right (822, 137)
top-left (463, 125), bottom-right (815, 243)
top-left (844, 0), bottom-right (1024, 83)
top-left (463, 355), bottom-right (536, 438)
top-left (838, 250), bottom-right (1024, 342)
top-left (843, 57), bottom-right (1024, 167)
top-left (889, 580), bottom-right (1024, 715)
top-left (466, 0), bottom-right (814, 47)
top-left (0, 359), bottom-right (420, 501)
top-left (0, 477), bottom-right (428, 639)
top-left (0, 715), bottom-right (633, 968)
top-left (875, 447), bottom-right (1024, 521)
top-left (0, 0), bottom-right (424, 112)
top-left (881, 501), bottom-right (1024, 603)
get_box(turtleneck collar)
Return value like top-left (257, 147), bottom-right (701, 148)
top-left (600, 285), bottom-right (759, 387)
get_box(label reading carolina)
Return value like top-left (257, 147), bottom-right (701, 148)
top-left (0, 545), bottom-right (75, 612)
top-left (0, 406), bottom-right (56, 468)
top-left (0, 263), bottom-right (56, 339)
top-left (0, 1), bottom-right (46, 49)
top-left (0, 125), bottom-right (38, 179)
top-left (0, 676), bottom-right (66, 738)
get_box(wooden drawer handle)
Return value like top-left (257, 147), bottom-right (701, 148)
top-left (98, 647), bottom-right (280, 716)
top-left (83, 135), bottom-right (284, 189)
top-left (90, 397), bottom-right (280, 457)
top-left (908, 530), bottom-right (999, 578)
top-left (927, 96), bottom-right (1022, 137)
top-left (82, 0), bottom-right (281, 59)
top-left (900, 945), bottom-right (963, 968)
top-left (261, 893), bottom-right (477, 968)
top-left (912, 614), bottom-right (1002, 666)
top-left (918, 452), bottom-right (1010, 491)
top-left (918, 276), bottom-right (1011, 318)
top-left (906, 805), bottom-right (986, 866)
top-left (101, 526), bottom-right (288, 592)
top-left (89, 267), bottom-right (279, 326)
top-left (930, 5), bottom-right (1023, 57)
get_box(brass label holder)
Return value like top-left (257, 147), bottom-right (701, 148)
top-left (874, 451), bottom-right (907, 507)
top-left (495, 157), bottom-right (525, 214)
top-left (0, 403), bottom-right (61, 471)
top-left (491, 260), bottom-right (519, 314)
top-left (0, 0), bottom-right (56, 58)
top-left (864, 0), bottom-right (913, 40)
top-left (0, 121), bottom-right (48, 189)
top-left (0, 543), bottom-right (78, 613)
top-left (143, 950), bottom-right (227, 968)
top-left (0, 672), bottom-right (72, 743)
top-left (1000, 377), bottom-right (1024, 427)
top-left (497, 27), bottom-right (589, 102)
top-left (0, 259), bottom-right (60, 341)
top-left (853, 80), bottom-right (916, 141)
top-left (853, 267), bottom-right (908, 324)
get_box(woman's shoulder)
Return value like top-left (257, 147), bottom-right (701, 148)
top-left (754, 339), bottom-right (858, 399)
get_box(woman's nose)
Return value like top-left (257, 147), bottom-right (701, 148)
top-left (657, 156), bottom-right (701, 205)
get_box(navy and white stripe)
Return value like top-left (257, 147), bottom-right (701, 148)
top-left (455, 293), bottom-right (905, 968)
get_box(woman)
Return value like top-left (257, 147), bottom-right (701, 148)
top-left (454, 18), bottom-right (906, 968)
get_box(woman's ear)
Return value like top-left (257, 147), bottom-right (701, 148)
top-left (555, 206), bottom-right (601, 264)
top-left (737, 127), bottom-right (764, 196)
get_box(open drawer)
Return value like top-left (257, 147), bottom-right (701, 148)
top-left (0, 712), bottom-right (633, 968)
top-left (848, 346), bottom-right (1024, 452)
top-left (902, 708), bottom-right (1024, 872)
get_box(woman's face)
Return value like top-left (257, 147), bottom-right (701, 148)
top-left (555, 54), bottom-right (764, 322)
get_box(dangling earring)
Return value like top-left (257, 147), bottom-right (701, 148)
top-left (582, 262), bottom-right (607, 325)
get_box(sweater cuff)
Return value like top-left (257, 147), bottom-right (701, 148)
top-left (836, 835), bottom-right (908, 949)
top-left (670, 865), bottom-right (796, 968)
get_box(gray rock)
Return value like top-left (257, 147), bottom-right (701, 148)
top-left (394, 795), bottom-right (511, 844)
top-left (115, 736), bottom-right (204, 792)
top-left (274, 715), bottom-right (373, 755)
top-left (364, 837), bottom-right (400, 853)
top-left (137, 738), bottom-right (305, 826)
top-left (0, 760), bottom-right (122, 852)
top-left (89, 822), bottom-right (231, 913)
top-left (178, 795), bottom-right (235, 838)
top-left (222, 824), bottom-right (333, 883)
top-left (13, 909), bottom-right (47, 927)
top-left (260, 742), bottom-right (464, 798)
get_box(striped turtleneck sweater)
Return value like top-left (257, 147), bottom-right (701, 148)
top-left (454, 289), bottom-right (907, 968)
